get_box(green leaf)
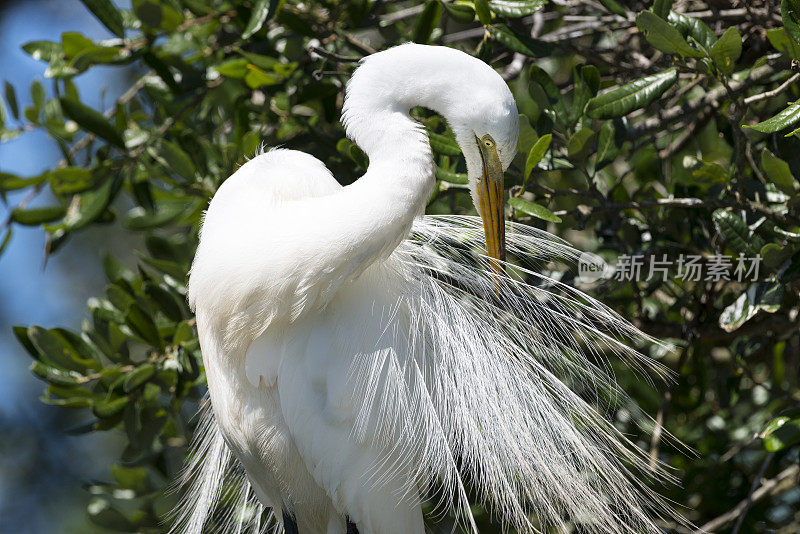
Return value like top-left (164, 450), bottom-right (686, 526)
top-left (62, 175), bottom-right (120, 231)
top-left (475, 0), bottom-right (492, 24)
top-left (710, 27), bottom-right (741, 75)
top-left (28, 326), bottom-right (92, 371)
top-left (429, 131), bottom-right (461, 156)
top-left (586, 68), bottom-right (677, 119)
top-left (124, 204), bottom-right (182, 230)
top-left (123, 363), bottom-right (156, 392)
top-left (692, 162), bottom-right (729, 183)
top-left (413, 0), bottom-right (441, 44)
top-left (442, 2), bottom-right (475, 23)
top-left (783, 0), bottom-right (800, 49)
top-left (636, 11), bottom-right (703, 58)
top-left (713, 209), bottom-right (762, 254)
top-left (567, 127), bottom-right (595, 159)
top-left (490, 24), bottom-right (549, 57)
top-left (488, 0), bottom-right (546, 18)
top-left (59, 97), bottom-right (125, 148)
top-left (112, 465), bottom-right (150, 493)
top-left (595, 121), bottom-right (620, 169)
top-left (652, 0), bottom-right (673, 19)
top-left (744, 102), bottom-right (800, 133)
top-left (529, 65), bottom-right (567, 121)
top-left (763, 417), bottom-right (800, 451)
top-left (93, 396), bottom-right (129, 418)
top-left (524, 134), bottom-right (552, 180)
top-left (125, 304), bottom-right (164, 349)
top-left (767, 27), bottom-right (800, 58)
top-left (761, 150), bottom-right (796, 194)
top-left (215, 58), bottom-right (249, 79)
top-left (435, 166), bottom-right (468, 184)
top-left (597, 0), bottom-right (626, 17)
top-left (145, 283), bottom-right (183, 322)
top-left (30, 361), bottom-right (82, 386)
top-left (244, 66), bottom-right (281, 88)
top-left (79, 0), bottom-right (125, 37)
top-left (720, 282), bottom-right (783, 332)
top-left (132, 0), bottom-right (182, 31)
top-left (22, 40), bottom-right (61, 62)
top-left (4, 82), bottom-right (18, 120)
top-left (243, 0), bottom-right (282, 39)
top-left (11, 205), bottom-right (65, 226)
top-left (668, 12), bottom-right (716, 51)
top-left (149, 141), bottom-right (196, 180)
top-left (570, 64), bottom-right (600, 121)
top-left (509, 197), bottom-right (562, 222)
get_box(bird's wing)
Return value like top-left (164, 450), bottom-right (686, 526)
top-left (267, 215), bottom-right (678, 534)
top-left (189, 148), bottom-right (351, 345)
top-left (268, 260), bottom-right (429, 534)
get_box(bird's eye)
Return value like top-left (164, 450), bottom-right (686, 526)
top-left (480, 135), bottom-right (495, 148)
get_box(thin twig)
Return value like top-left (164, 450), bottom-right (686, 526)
top-left (693, 464), bottom-right (798, 534)
top-left (731, 453), bottom-right (775, 534)
top-left (744, 72), bottom-right (800, 104)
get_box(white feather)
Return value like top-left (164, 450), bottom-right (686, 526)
top-left (179, 43), bottom-right (684, 534)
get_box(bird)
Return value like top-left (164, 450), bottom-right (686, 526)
top-left (177, 43), bottom-right (677, 534)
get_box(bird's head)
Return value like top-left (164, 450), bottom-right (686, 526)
top-left (449, 71), bottom-right (519, 267)
top-left (345, 43), bottom-right (519, 264)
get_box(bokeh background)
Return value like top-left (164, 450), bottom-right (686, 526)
top-left (0, 1), bottom-right (133, 531)
top-left (1, 1), bottom-right (798, 533)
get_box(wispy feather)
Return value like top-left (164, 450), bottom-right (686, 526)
top-left (172, 215), bottom-right (684, 534)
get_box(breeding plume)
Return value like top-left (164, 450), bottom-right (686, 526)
top-left (180, 44), bottom-right (673, 534)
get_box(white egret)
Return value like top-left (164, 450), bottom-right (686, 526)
top-left (178, 43), bottom-right (675, 534)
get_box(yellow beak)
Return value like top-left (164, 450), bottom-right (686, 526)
top-left (476, 135), bottom-right (506, 272)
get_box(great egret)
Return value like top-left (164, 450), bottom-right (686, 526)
top-left (179, 44), bottom-right (674, 534)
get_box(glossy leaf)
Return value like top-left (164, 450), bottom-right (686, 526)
top-left (150, 141), bottom-right (196, 180)
top-left (488, 0), bottom-right (546, 18)
top-left (652, 0), bottom-right (673, 19)
top-left (744, 102), bottom-right (800, 133)
top-left (529, 65), bottom-right (567, 121)
top-left (636, 11), bottom-right (703, 58)
top-left (442, 2), bottom-right (475, 23)
top-left (125, 304), bottom-right (164, 349)
top-left (524, 134), bottom-right (552, 180)
top-left (123, 363), bottom-right (156, 392)
top-left (509, 197), bottom-right (562, 222)
top-left (79, 0), bottom-right (125, 37)
top-left (586, 68), bottom-right (677, 119)
top-left (22, 40), bottom-right (61, 62)
top-left (597, 0), bottom-right (626, 17)
top-left (244, 0), bottom-right (281, 39)
top-left (62, 175), bottom-right (120, 231)
top-left (595, 121), bottom-right (620, 169)
top-left (761, 150), bottom-right (796, 194)
top-left (59, 97), bottom-right (125, 148)
top-left (475, 0), bottom-right (492, 25)
top-left (783, 0), bottom-right (800, 48)
top-left (413, 1), bottom-right (441, 44)
top-left (719, 282), bottom-right (783, 332)
top-left (435, 166), bottom-right (468, 184)
top-left (429, 131), bottom-right (461, 156)
top-left (11, 205), bottom-right (65, 226)
top-left (763, 417), bottom-right (800, 451)
top-left (668, 11), bottom-right (716, 50)
top-left (490, 24), bottom-right (549, 57)
top-left (713, 209), bottom-right (762, 254)
top-left (710, 27), bottom-right (742, 75)
top-left (767, 27), bottom-right (800, 58)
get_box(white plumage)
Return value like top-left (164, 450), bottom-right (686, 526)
top-left (179, 44), bottom-right (675, 534)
